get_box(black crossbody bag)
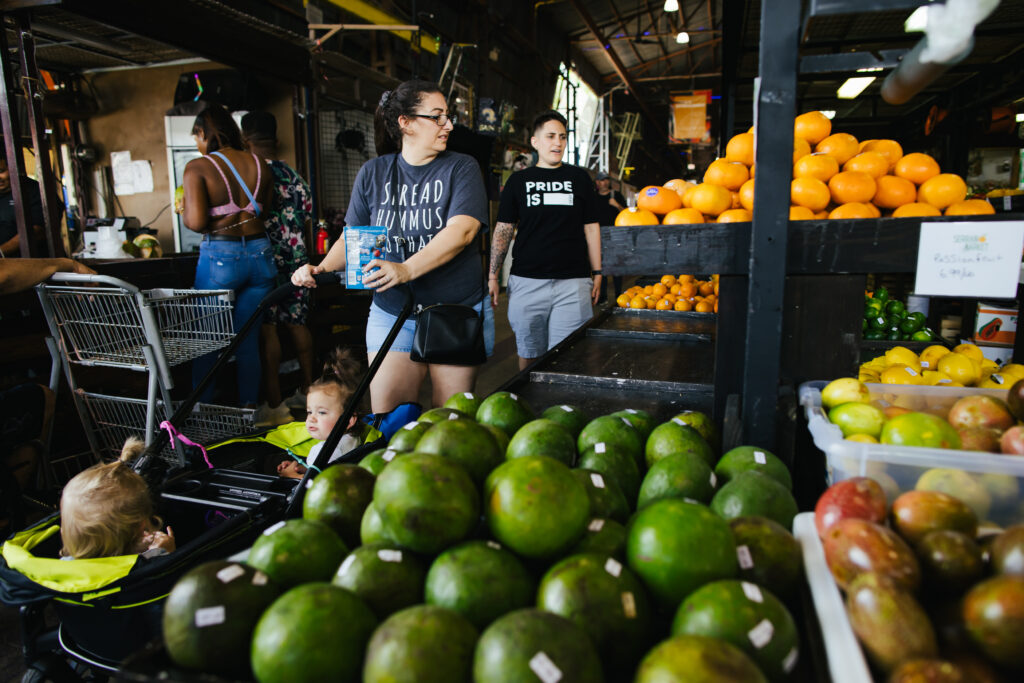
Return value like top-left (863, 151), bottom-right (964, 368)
top-left (387, 154), bottom-right (487, 366)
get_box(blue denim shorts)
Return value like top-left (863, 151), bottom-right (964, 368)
top-left (366, 298), bottom-right (495, 357)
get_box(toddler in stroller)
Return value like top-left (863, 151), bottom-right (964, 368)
top-left (276, 348), bottom-right (383, 479)
top-left (59, 438), bottom-right (175, 560)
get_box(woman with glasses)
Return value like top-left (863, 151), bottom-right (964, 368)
top-left (292, 80), bottom-right (492, 413)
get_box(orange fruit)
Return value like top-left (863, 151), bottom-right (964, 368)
top-left (669, 283), bottom-right (681, 295)
top-left (860, 139), bottom-right (903, 169)
top-left (660, 274), bottom-right (677, 286)
top-left (917, 173), bottom-right (967, 210)
top-left (872, 175), bottom-right (917, 209)
top-left (843, 152), bottom-right (888, 179)
top-left (663, 208), bottom-right (705, 225)
top-left (730, 191), bottom-right (742, 210)
top-left (655, 298), bottom-right (673, 311)
top-left (725, 132), bottom-right (755, 167)
top-left (793, 153), bottom-right (839, 182)
top-left (615, 207), bottom-right (659, 226)
top-left (664, 178), bottom-right (696, 202)
top-left (704, 159), bottom-right (750, 191)
top-left (615, 293), bottom-right (630, 308)
top-left (688, 183), bottom-right (733, 216)
top-left (714, 300), bottom-right (719, 313)
top-left (790, 177), bottom-right (831, 211)
top-left (674, 299), bottom-right (693, 312)
top-left (815, 133), bottom-right (860, 165)
top-left (828, 202), bottom-right (875, 219)
top-left (749, 164), bottom-right (755, 178)
top-left (793, 137), bottom-right (812, 164)
top-left (863, 202), bottom-right (881, 218)
top-left (629, 296), bottom-right (645, 309)
top-left (738, 179), bottom-right (755, 211)
top-left (637, 185), bottom-right (683, 215)
top-left (645, 297), bottom-right (658, 309)
top-left (678, 274), bottom-right (694, 283)
top-left (652, 283), bottom-right (668, 297)
top-left (682, 184), bottom-right (699, 208)
top-left (894, 153), bottom-right (940, 185)
top-left (945, 199), bottom-right (995, 216)
top-left (643, 285), bottom-right (654, 295)
top-left (717, 208), bottom-right (752, 223)
top-left (892, 202), bottom-right (942, 218)
top-left (794, 111), bottom-right (832, 144)
top-left (662, 293), bottom-right (678, 303)
top-left (695, 300), bottom-right (714, 313)
top-left (789, 205), bottom-right (815, 220)
top-left (678, 282), bottom-right (697, 298)
top-left (813, 210), bottom-right (829, 219)
top-left (828, 171), bottom-right (876, 204)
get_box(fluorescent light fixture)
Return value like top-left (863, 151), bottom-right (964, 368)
top-left (676, 31), bottom-right (690, 44)
top-left (856, 66), bottom-right (884, 73)
top-left (687, 163), bottom-right (696, 170)
top-left (664, 0), bottom-right (679, 11)
top-left (1017, 113), bottom-right (1024, 122)
top-left (821, 110), bottom-right (837, 120)
top-left (905, 6), bottom-right (928, 32)
top-left (837, 76), bottom-right (875, 99)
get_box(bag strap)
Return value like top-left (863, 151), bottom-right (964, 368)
top-left (390, 153), bottom-right (485, 320)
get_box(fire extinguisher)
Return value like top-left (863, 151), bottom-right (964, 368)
top-left (315, 219), bottom-right (329, 255)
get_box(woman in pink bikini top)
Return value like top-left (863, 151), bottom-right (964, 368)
top-left (182, 105), bottom-right (271, 238)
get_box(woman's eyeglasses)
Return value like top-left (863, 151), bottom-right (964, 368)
top-left (410, 113), bottom-right (457, 127)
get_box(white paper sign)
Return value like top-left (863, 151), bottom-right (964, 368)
top-left (915, 221), bottom-right (1024, 298)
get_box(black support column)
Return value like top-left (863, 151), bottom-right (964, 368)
top-left (742, 0), bottom-right (800, 446)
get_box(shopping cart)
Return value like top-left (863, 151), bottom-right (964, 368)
top-left (35, 274), bottom-right (254, 465)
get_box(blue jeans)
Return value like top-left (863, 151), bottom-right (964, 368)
top-left (192, 236), bottom-right (276, 405)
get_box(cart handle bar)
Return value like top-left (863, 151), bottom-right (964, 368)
top-left (44, 271), bottom-right (144, 293)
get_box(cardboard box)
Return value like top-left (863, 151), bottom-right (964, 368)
top-left (973, 302), bottom-right (1017, 346)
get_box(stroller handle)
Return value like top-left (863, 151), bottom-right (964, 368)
top-left (285, 285), bottom-right (414, 515)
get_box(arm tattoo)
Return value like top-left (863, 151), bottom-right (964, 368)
top-left (489, 221), bottom-right (515, 276)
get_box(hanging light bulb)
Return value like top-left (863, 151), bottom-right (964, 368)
top-left (676, 31), bottom-right (690, 44)
top-left (664, 0), bottom-right (679, 12)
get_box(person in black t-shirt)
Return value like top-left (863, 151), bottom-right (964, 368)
top-left (0, 156), bottom-right (45, 257)
top-left (490, 111), bottom-right (602, 370)
top-left (594, 171), bottom-right (626, 302)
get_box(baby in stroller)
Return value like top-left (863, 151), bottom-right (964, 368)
top-left (59, 437), bottom-right (175, 560)
top-left (277, 348), bottom-right (381, 478)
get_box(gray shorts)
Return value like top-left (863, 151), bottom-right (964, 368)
top-left (507, 275), bottom-right (594, 358)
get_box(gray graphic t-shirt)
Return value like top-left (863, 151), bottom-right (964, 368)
top-left (345, 151), bottom-right (488, 315)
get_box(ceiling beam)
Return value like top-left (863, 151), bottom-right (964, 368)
top-left (601, 37), bottom-right (722, 81)
top-left (568, 0), bottom-right (665, 137)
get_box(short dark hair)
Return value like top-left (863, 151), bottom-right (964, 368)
top-left (532, 110), bottom-right (567, 135)
top-left (191, 104), bottom-right (243, 154)
top-left (374, 80), bottom-right (444, 155)
top-left (240, 111), bottom-right (277, 144)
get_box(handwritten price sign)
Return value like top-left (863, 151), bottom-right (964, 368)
top-left (914, 221), bottom-right (1024, 298)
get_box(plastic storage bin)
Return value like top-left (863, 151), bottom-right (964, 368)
top-left (800, 381), bottom-right (1024, 525)
top-left (793, 512), bottom-right (871, 683)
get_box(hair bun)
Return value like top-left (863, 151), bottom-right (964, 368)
top-left (379, 90), bottom-right (393, 108)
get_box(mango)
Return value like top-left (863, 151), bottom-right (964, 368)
top-left (846, 572), bottom-right (937, 673)
top-left (823, 518), bottom-right (920, 591)
top-left (891, 490), bottom-right (978, 546)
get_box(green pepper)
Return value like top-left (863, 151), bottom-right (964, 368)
top-left (899, 316), bottom-right (924, 335)
top-left (884, 300), bottom-right (906, 317)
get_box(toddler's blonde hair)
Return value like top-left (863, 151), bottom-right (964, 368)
top-left (60, 437), bottom-right (157, 559)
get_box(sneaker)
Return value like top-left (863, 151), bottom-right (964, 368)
top-left (283, 389), bottom-right (307, 410)
top-left (253, 402), bottom-right (293, 427)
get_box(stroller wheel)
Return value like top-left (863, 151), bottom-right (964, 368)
top-left (20, 653), bottom-right (79, 683)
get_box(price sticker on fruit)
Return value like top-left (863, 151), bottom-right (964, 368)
top-left (914, 221), bottom-right (1024, 298)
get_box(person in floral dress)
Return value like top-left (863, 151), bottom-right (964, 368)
top-left (242, 112), bottom-right (315, 425)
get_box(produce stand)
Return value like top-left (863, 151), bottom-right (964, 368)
top-left (497, 307), bottom-right (717, 422)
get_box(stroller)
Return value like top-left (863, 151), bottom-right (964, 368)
top-left (0, 274), bottom-right (414, 680)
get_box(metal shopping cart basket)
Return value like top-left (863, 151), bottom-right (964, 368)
top-left (35, 274), bottom-right (253, 465)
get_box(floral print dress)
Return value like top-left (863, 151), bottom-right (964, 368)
top-left (264, 160), bottom-right (312, 325)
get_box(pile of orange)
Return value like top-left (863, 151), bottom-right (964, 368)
top-left (616, 273), bottom-right (720, 314)
top-left (614, 111), bottom-right (994, 226)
